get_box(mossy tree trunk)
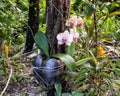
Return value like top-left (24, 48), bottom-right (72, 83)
top-left (24, 0), bottom-right (39, 53)
top-left (46, 0), bottom-right (70, 55)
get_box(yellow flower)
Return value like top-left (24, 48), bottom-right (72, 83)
top-left (97, 45), bottom-right (104, 58)
top-left (4, 45), bottom-right (9, 58)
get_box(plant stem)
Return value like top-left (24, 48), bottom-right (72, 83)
top-left (93, 0), bottom-right (98, 57)
top-left (0, 66), bottom-right (13, 96)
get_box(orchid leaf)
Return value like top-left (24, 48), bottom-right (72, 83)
top-left (55, 83), bottom-right (62, 96)
top-left (52, 54), bottom-right (76, 71)
top-left (62, 93), bottom-right (71, 96)
top-left (66, 42), bottom-right (75, 56)
top-left (34, 31), bottom-right (49, 57)
top-left (75, 57), bottom-right (92, 66)
top-left (72, 91), bottom-right (84, 96)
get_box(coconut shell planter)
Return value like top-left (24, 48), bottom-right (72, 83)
top-left (33, 54), bottom-right (64, 90)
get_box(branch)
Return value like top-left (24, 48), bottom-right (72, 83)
top-left (0, 66), bottom-right (13, 96)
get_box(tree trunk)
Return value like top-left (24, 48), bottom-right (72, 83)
top-left (46, 0), bottom-right (70, 55)
top-left (46, 0), bottom-right (70, 95)
top-left (24, 0), bottom-right (39, 53)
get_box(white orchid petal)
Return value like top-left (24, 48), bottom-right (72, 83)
top-left (66, 41), bottom-right (72, 46)
top-left (57, 33), bottom-right (63, 40)
top-left (58, 40), bottom-right (63, 45)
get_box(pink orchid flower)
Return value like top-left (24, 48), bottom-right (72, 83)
top-left (70, 27), bottom-right (79, 43)
top-left (66, 16), bottom-right (77, 27)
top-left (77, 17), bottom-right (84, 28)
top-left (66, 16), bottom-right (84, 28)
top-left (57, 30), bottom-right (73, 46)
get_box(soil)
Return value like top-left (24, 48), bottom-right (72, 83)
top-left (0, 52), bottom-right (46, 96)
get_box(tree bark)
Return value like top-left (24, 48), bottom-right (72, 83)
top-left (24, 0), bottom-right (39, 53)
top-left (46, 0), bottom-right (70, 96)
top-left (46, 0), bottom-right (70, 55)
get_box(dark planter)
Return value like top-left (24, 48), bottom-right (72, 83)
top-left (33, 55), bottom-right (64, 90)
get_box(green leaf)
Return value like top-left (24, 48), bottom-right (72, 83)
top-left (55, 83), bottom-right (62, 96)
top-left (0, 3), bottom-right (8, 8)
top-left (102, 7), bottom-right (109, 14)
top-left (87, 88), bottom-right (96, 96)
top-left (75, 57), bottom-right (92, 66)
top-left (66, 42), bottom-right (75, 56)
top-left (83, 4), bottom-right (94, 17)
top-left (116, 60), bottom-right (120, 68)
top-left (108, 11), bottom-right (120, 17)
top-left (34, 31), bottom-right (49, 57)
top-left (52, 54), bottom-right (76, 71)
top-left (116, 69), bottom-right (120, 76)
top-left (62, 93), bottom-right (71, 96)
top-left (89, 51), bottom-right (99, 67)
top-left (72, 91), bottom-right (84, 96)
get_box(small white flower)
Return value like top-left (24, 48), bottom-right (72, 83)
top-left (57, 30), bottom-right (73, 46)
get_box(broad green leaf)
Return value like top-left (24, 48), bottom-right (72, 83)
top-left (34, 31), bottom-right (49, 57)
top-left (52, 54), bottom-right (76, 71)
top-left (75, 57), bottom-right (92, 66)
top-left (72, 91), bottom-right (83, 96)
top-left (102, 7), bottom-right (109, 14)
top-left (0, 3), bottom-right (8, 8)
top-left (83, 4), bottom-right (94, 17)
top-left (55, 83), bottom-right (62, 96)
top-left (62, 93), bottom-right (71, 96)
top-left (66, 42), bottom-right (75, 56)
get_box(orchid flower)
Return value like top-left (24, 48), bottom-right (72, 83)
top-left (70, 27), bottom-right (79, 43)
top-left (57, 30), bottom-right (73, 46)
top-left (77, 17), bottom-right (84, 28)
top-left (66, 16), bottom-right (77, 27)
top-left (66, 16), bottom-right (84, 28)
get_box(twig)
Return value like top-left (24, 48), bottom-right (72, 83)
top-left (0, 66), bottom-right (13, 96)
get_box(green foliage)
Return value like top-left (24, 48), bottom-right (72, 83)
top-left (0, 0), bottom-right (120, 95)
top-left (83, 4), bottom-right (93, 17)
top-left (66, 43), bottom-right (75, 56)
top-left (55, 83), bottom-right (62, 96)
top-left (34, 31), bottom-right (50, 57)
top-left (11, 64), bottom-right (27, 85)
top-left (0, 0), bottom-right (28, 46)
top-left (52, 54), bottom-right (76, 71)
top-left (75, 57), bottom-right (92, 66)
